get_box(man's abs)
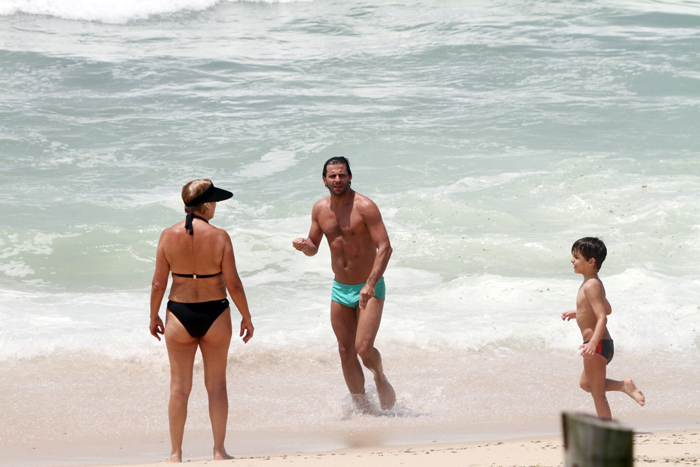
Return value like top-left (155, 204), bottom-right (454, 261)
top-left (328, 240), bottom-right (376, 283)
top-left (331, 259), bottom-right (375, 284)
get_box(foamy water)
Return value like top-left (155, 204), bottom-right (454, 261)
top-left (1, 0), bottom-right (700, 464)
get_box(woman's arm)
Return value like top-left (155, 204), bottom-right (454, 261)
top-left (221, 231), bottom-right (254, 343)
top-left (149, 231), bottom-right (170, 341)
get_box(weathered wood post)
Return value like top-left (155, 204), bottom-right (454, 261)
top-left (562, 411), bottom-right (633, 467)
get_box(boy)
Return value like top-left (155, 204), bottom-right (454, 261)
top-left (562, 237), bottom-right (645, 420)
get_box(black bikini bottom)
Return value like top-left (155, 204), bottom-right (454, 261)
top-left (167, 298), bottom-right (229, 338)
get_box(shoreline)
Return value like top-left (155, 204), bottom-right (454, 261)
top-left (5, 418), bottom-right (699, 467)
top-left (7, 429), bottom-right (700, 467)
top-left (3, 350), bottom-right (699, 467)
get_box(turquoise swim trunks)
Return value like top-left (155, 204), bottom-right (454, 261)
top-left (331, 277), bottom-right (386, 308)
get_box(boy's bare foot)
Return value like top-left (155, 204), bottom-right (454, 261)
top-left (623, 378), bottom-right (645, 406)
top-left (352, 393), bottom-right (372, 414)
top-left (166, 452), bottom-right (182, 463)
top-left (376, 374), bottom-right (396, 410)
top-left (213, 447), bottom-right (233, 460)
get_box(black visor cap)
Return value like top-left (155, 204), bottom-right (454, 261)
top-left (185, 183), bottom-right (233, 207)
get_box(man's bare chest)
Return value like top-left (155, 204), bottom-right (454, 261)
top-left (320, 214), bottom-right (364, 239)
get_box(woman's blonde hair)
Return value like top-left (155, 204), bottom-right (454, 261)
top-left (182, 179), bottom-right (214, 214)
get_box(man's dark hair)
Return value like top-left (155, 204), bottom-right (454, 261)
top-left (322, 156), bottom-right (352, 178)
top-left (572, 237), bottom-right (607, 271)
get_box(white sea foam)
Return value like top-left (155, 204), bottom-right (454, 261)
top-left (1, 265), bottom-right (696, 363)
top-left (0, 232), bottom-right (77, 276)
top-left (0, 0), bottom-right (217, 23)
top-left (235, 151), bottom-right (299, 180)
top-left (0, 0), bottom-right (312, 24)
top-left (615, 0), bottom-right (700, 16)
top-left (0, 260), bottom-right (35, 277)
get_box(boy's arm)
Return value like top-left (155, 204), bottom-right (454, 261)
top-left (579, 281), bottom-right (608, 357)
top-left (562, 310), bottom-right (577, 321)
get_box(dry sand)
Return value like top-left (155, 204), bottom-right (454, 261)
top-left (67, 429), bottom-right (699, 467)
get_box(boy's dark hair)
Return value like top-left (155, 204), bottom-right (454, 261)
top-left (322, 156), bottom-right (352, 178)
top-left (572, 237), bottom-right (607, 271)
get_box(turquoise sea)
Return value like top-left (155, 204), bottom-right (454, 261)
top-left (1, 0), bottom-right (699, 465)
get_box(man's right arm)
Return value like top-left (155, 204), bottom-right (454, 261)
top-left (293, 202), bottom-right (323, 256)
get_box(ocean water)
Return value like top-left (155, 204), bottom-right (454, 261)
top-left (1, 0), bottom-right (700, 464)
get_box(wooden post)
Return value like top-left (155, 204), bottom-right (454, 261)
top-left (562, 411), bottom-right (633, 467)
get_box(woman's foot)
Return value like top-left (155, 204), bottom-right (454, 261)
top-left (213, 447), bottom-right (233, 460)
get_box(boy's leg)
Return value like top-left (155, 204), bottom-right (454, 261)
top-left (622, 379), bottom-right (645, 405)
top-left (605, 378), bottom-right (646, 406)
top-left (579, 369), bottom-right (645, 407)
top-left (583, 354), bottom-right (612, 420)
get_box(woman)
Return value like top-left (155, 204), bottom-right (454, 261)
top-left (149, 179), bottom-right (254, 463)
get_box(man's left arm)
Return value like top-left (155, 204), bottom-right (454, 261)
top-left (359, 200), bottom-right (393, 309)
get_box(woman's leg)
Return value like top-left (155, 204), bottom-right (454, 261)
top-left (199, 309), bottom-right (233, 460)
top-left (165, 311), bottom-right (199, 463)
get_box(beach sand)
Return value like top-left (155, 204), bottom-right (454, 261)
top-left (6, 428), bottom-right (698, 467)
top-left (159, 430), bottom-right (700, 467)
top-left (3, 350), bottom-right (700, 467)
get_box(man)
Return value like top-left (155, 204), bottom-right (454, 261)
top-left (293, 157), bottom-right (396, 411)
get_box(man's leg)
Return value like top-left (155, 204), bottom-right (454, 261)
top-left (199, 309), bottom-right (233, 460)
top-left (583, 354), bottom-right (612, 420)
top-left (330, 301), bottom-right (369, 411)
top-left (355, 297), bottom-right (396, 410)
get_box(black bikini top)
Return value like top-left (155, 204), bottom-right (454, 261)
top-left (172, 214), bottom-right (222, 279)
top-left (172, 271), bottom-right (222, 279)
top-left (184, 213), bottom-right (207, 236)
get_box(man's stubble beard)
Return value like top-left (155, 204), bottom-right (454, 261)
top-left (325, 181), bottom-right (351, 196)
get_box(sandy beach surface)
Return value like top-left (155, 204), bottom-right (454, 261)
top-left (5, 427), bottom-right (698, 467)
top-left (3, 349), bottom-right (699, 467)
top-left (66, 430), bottom-right (700, 467)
